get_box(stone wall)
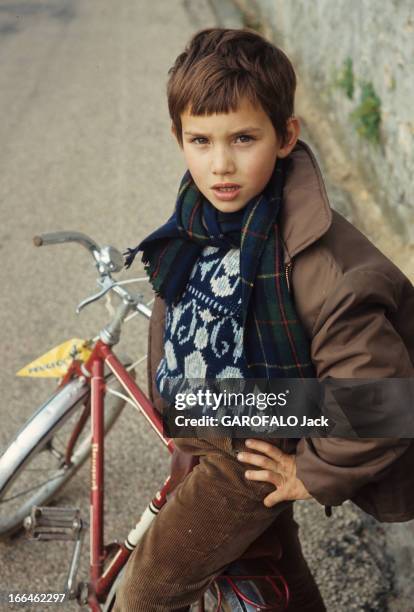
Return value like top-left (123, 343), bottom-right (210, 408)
top-left (233, 0), bottom-right (414, 243)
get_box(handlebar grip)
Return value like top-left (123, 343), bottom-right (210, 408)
top-left (32, 231), bottom-right (100, 256)
top-left (33, 232), bottom-right (75, 247)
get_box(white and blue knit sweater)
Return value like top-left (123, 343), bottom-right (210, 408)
top-left (156, 246), bottom-right (249, 401)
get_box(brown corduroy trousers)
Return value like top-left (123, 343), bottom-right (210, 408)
top-left (113, 437), bottom-right (326, 611)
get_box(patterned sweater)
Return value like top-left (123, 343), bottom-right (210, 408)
top-left (156, 246), bottom-right (249, 401)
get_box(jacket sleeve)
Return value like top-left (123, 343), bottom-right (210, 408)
top-left (147, 295), bottom-right (169, 415)
top-left (295, 267), bottom-right (414, 506)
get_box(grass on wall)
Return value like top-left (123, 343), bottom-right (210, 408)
top-left (332, 58), bottom-right (382, 146)
top-left (335, 57), bottom-right (355, 100)
top-left (350, 80), bottom-right (382, 145)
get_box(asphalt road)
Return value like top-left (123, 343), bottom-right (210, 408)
top-left (0, 1), bottom-right (216, 609)
top-left (0, 2), bottom-right (412, 611)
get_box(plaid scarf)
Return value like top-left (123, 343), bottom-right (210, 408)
top-left (125, 158), bottom-right (315, 379)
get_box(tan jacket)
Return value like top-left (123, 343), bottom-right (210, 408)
top-left (147, 139), bottom-right (414, 522)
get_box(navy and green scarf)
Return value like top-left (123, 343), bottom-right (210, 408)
top-left (125, 157), bottom-right (315, 379)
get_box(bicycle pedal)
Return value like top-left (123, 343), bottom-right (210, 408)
top-left (24, 506), bottom-right (85, 541)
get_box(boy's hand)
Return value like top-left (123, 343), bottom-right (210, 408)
top-left (237, 439), bottom-right (312, 507)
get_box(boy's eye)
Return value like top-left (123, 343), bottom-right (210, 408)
top-left (190, 137), bottom-right (208, 145)
top-left (235, 134), bottom-right (254, 143)
top-left (190, 134), bottom-right (255, 145)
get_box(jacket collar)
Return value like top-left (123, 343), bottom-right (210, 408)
top-left (281, 139), bottom-right (333, 263)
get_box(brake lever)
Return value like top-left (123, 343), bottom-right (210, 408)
top-left (76, 277), bottom-right (115, 314)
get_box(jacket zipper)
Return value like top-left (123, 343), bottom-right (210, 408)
top-left (285, 262), bottom-right (292, 292)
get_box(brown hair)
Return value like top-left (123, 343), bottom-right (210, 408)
top-left (167, 28), bottom-right (296, 147)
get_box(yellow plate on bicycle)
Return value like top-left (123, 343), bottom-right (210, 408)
top-left (16, 338), bottom-right (93, 378)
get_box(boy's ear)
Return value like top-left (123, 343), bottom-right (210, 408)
top-left (277, 116), bottom-right (300, 158)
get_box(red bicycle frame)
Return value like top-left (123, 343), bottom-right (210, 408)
top-left (60, 338), bottom-right (288, 611)
top-left (59, 338), bottom-right (175, 610)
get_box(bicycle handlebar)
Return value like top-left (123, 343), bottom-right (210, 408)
top-left (33, 231), bottom-right (101, 261)
top-left (32, 230), bottom-right (151, 323)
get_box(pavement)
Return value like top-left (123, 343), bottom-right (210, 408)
top-left (0, 1), bottom-right (413, 611)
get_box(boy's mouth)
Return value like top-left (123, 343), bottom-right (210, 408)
top-left (212, 183), bottom-right (241, 201)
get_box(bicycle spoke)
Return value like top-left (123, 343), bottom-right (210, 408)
top-left (0, 472), bottom-right (65, 503)
top-left (20, 468), bottom-right (58, 472)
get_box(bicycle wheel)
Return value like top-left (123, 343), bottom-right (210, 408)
top-left (0, 356), bottom-right (135, 539)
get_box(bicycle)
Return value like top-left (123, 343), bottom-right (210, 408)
top-left (0, 231), bottom-right (289, 611)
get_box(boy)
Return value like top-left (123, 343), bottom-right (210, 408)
top-left (115, 28), bottom-right (414, 611)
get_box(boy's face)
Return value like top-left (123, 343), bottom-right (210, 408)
top-left (174, 97), bottom-right (300, 213)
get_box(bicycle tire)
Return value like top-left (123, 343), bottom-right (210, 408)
top-left (0, 356), bottom-right (135, 539)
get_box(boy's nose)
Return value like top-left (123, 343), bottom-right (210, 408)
top-left (211, 148), bottom-right (236, 175)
